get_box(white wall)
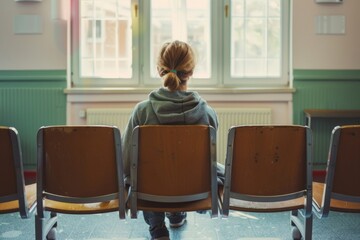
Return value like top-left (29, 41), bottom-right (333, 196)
top-left (0, 0), bottom-right (68, 70)
top-left (292, 0), bottom-right (360, 69)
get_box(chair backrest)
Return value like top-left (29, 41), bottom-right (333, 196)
top-left (320, 125), bottom-right (360, 215)
top-left (36, 125), bottom-right (125, 218)
top-left (0, 126), bottom-right (35, 218)
top-left (223, 125), bottom-right (312, 215)
top-left (331, 125), bottom-right (360, 196)
top-left (130, 125), bottom-right (218, 217)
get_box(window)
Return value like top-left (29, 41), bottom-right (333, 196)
top-left (149, 0), bottom-right (211, 78)
top-left (224, 0), bottom-right (288, 86)
top-left (143, 0), bottom-right (215, 86)
top-left (71, 0), bottom-right (289, 88)
top-left (72, 0), bottom-right (134, 86)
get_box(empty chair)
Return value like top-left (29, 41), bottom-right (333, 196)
top-left (35, 125), bottom-right (126, 240)
top-left (128, 125), bottom-right (218, 218)
top-left (220, 125), bottom-right (313, 240)
top-left (313, 125), bottom-right (360, 219)
top-left (0, 126), bottom-right (36, 218)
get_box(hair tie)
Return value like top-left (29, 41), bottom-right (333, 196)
top-left (170, 69), bottom-right (177, 74)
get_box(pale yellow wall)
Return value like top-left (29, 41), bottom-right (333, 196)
top-left (0, 0), bottom-right (68, 70)
top-left (292, 0), bottom-right (360, 69)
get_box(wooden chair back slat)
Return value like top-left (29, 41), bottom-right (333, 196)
top-left (332, 125), bottom-right (360, 196)
top-left (0, 127), bottom-right (17, 197)
top-left (222, 125), bottom-right (312, 239)
top-left (41, 126), bottom-right (119, 198)
top-left (0, 127), bottom-right (36, 218)
top-left (230, 126), bottom-right (307, 196)
top-left (137, 125), bottom-right (210, 196)
top-left (36, 125), bottom-right (126, 239)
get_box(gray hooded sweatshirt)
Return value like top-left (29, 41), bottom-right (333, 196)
top-left (122, 87), bottom-right (218, 178)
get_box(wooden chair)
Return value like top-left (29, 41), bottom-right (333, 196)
top-left (35, 125), bottom-right (126, 240)
top-left (128, 125), bottom-right (218, 218)
top-left (220, 125), bottom-right (313, 240)
top-left (313, 125), bottom-right (360, 219)
top-left (0, 126), bottom-right (36, 218)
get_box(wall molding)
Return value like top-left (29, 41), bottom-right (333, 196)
top-left (0, 69), bottom-right (66, 81)
top-left (293, 69), bottom-right (360, 81)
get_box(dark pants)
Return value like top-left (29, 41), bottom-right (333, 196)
top-left (143, 211), bottom-right (169, 238)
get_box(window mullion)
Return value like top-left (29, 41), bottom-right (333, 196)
top-left (243, 1), bottom-right (247, 77)
top-left (92, 0), bottom-right (96, 77)
top-left (101, 19), bottom-right (105, 76)
top-left (266, 0), bottom-right (269, 76)
top-left (115, 1), bottom-right (119, 77)
top-left (222, 0), bottom-right (231, 86)
top-left (134, 0), bottom-right (142, 85)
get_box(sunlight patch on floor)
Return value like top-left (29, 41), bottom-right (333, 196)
top-left (236, 238), bottom-right (281, 240)
top-left (1, 230), bottom-right (23, 238)
top-left (229, 211), bottom-right (259, 220)
top-left (88, 238), bottom-right (147, 240)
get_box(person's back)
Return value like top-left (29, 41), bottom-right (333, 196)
top-left (122, 40), bottom-right (221, 240)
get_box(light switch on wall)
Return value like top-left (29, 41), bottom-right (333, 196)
top-left (315, 15), bottom-right (346, 35)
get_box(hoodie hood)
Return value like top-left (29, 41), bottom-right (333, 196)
top-left (149, 88), bottom-right (212, 125)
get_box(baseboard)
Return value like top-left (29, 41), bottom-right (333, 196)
top-left (313, 170), bottom-right (326, 177)
top-left (313, 170), bottom-right (326, 183)
top-left (24, 170), bottom-right (36, 179)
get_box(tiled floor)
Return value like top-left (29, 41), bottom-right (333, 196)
top-left (1, 210), bottom-right (360, 239)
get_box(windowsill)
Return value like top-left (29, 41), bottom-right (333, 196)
top-left (65, 87), bottom-right (295, 124)
top-left (64, 87), bottom-right (295, 95)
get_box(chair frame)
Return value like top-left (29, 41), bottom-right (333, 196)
top-left (222, 125), bottom-right (313, 240)
top-left (313, 125), bottom-right (360, 219)
top-left (0, 126), bottom-right (36, 218)
top-left (129, 125), bottom-right (218, 218)
top-left (35, 125), bottom-right (126, 240)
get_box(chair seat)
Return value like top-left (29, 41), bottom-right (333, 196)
top-left (228, 197), bottom-right (304, 212)
top-left (219, 188), bottom-right (304, 212)
top-left (26, 183), bottom-right (37, 209)
top-left (313, 182), bottom-right (360, 213)
top-left (0, 183), bottom-right (36, 213)
top-left (45, 199), bottom-right (121, 214)
top-left (129, 195), bottom-right (213, 213)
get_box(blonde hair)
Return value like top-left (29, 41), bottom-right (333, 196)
top-left (157, 40), bottom-right (196, 91)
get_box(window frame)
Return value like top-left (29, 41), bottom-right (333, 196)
top-left (141, 0), bottom-right (221, 87)
top-left (71, 0), bottom-right (139, 87)
top-left (223, 0), bottom-right (290, 87)
top-left (71, 0), bottom-right (290, 88)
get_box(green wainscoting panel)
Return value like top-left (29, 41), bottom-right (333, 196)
top-left (293, 69), bottom-right (360, 170)
top-left (0, 70), bottom-right (66, 169)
